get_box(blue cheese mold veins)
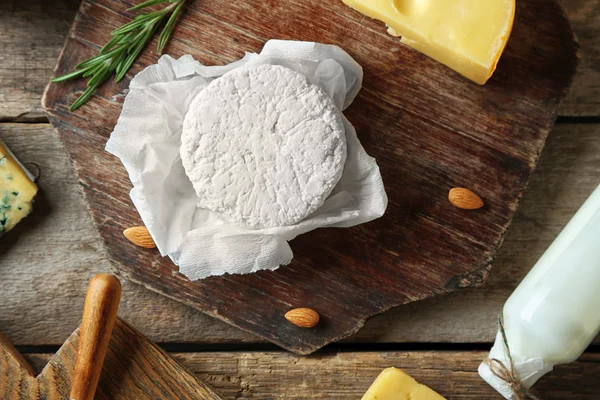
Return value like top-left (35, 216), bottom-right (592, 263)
top-left (0, 142), bottom-right (38, 234)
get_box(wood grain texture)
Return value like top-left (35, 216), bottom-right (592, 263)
top-left (21, 351), bottom-right (600, 399)
top-left (0, 331), bottom-right (35, 377)
top-left (0, 2), bottom-right (598, 397)
top-left (0, 319), bottom-right (222, 400)
top-left (1, 122), bottom-right (599, 347)
top-left (41, 0), bottom-right (580, 354)
top-left (0, 0), bottom-right (80, 121)
top-left (1, 0), bottom-right (597, 120)
top-left (559, 0), bottom-right (600, 116)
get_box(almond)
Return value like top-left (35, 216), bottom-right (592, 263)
top-left (123, 226), bottom-right (157, 249)
top-left (285, 308), bottom-right (320, 328)
top-left (448, 188), bottom-right (484, 210)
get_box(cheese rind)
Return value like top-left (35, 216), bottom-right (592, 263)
top-left (342, 0), bottom-right (515, 84)
top-left (181, 64), bottom-right (347, 229)
top-left (0, 140), bottom-right (38, 234)
top-left (362, 367), bottom-right (446, 400)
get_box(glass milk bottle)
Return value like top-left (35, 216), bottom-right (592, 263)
top-left (480, 183), bottom-right (600, 399)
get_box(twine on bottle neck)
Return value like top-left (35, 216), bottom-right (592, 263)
top-left (482, 313), bottom-right (542, 400)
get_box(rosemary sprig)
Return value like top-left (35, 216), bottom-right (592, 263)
top-left (51, 0), bottom-right (186, 111)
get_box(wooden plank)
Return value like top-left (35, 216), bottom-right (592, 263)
top-left (1, 122), bottom-right (598, 347)
top-left (0, 0), bottom-right (80, 121)
top-left (0, 319), bottom-right (222, 399)
top-left (42, 0), bottom-right (581, 354)
top-left (22, 351), bottom-right (600, 399)
top-left (0, 0), bottom-right (597, 119)
top-left (560, 1), bottom-right (600, 116)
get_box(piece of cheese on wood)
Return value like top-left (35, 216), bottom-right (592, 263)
top-left (0, 139), bottom-right (37, 234)
top-left (362, 367), bottom-right (446, 400)
top-left (342, 0), bottom-right (515, 84)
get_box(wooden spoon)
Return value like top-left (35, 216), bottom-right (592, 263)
top-left (70, 274), bottom-right (122, 400)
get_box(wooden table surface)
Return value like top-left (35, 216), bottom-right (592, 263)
top-left (0, 0), bottom-right (598, 398)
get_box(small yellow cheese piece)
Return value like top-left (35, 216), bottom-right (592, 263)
top-left (362, 367), bottom-right (446, 400)
top-left (341, 0), bottom-right (515, 84)
top-left (0, 140), bottom-right (38, 234)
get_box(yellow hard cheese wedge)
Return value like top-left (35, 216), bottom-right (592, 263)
top-left (342, 0), bottom-right (515, 84)
top-left (362, 367), bottom-right (446, 400)
top-left (0, 139), bottom-right (37, 234)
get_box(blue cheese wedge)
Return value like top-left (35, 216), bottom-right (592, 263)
top-left (181, 64), bottom-right (347, 229)
top-left (0, 139), bottom-right (38, 234)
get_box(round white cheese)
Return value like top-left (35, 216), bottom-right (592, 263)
top-left (181, 64), bottom-right (347, 229)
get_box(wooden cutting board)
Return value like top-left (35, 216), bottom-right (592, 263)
top-left (0, 319), bottom-right (221, 399)
top-left (42, 0), bottom-right (580, 354)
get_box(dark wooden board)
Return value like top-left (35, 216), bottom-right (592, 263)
top-left (43, 0), bottom-right (580, 354)
top-left (0, 319), bottom-right (221, 399)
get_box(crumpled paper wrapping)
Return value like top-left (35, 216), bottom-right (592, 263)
top-left (106, 40), bottom-right (388, 280)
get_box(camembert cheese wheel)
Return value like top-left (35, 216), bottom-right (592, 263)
top-left (181, 64), bottom-right (347, 229)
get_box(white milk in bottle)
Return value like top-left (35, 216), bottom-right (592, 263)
top-left (479, 184), bottom-right (600, 399)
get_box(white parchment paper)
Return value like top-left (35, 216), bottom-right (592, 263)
top-left (106, 40), bottom-right (387, 280)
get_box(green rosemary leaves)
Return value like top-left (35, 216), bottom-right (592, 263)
top-left (51, 0), bottom-right (186, 111)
